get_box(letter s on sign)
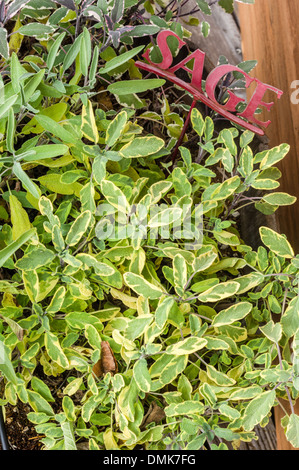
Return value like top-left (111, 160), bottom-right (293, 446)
top-left (142, 30), bottom-right (185, 70)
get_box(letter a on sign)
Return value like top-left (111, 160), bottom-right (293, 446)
top-left (135, 30), bottom-right (283, 135)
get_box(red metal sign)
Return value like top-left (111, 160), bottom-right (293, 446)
top-left (135, 30), bottom-right (283, 136)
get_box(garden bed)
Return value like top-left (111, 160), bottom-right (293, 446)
top-left (0, 0), bottom-right (299, 452)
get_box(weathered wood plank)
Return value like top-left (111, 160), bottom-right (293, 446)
top-left (238, 0), bottom-right (299, 255)
top-left (180, 0), bottom-right (242, 70)
top-left (239, 0), bottom-right (299, 450)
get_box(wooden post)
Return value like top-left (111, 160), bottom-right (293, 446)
top-left (239, 0), bottom-right (299, 450)
top-left (238, 0), bottom-right (299, 254)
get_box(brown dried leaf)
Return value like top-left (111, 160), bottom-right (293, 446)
top-left (92, 341), bottom-right (118, 378)
top-left (141, 402), bottom-right (166, 428)
top-left (97, 86), bottom-right (113, 111)
top-left (92, 359), bottom-right (103, 378)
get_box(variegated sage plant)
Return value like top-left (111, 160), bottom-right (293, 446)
top-left (2, 0), bottom-right (299, 453)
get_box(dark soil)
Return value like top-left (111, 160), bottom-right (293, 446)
top-left (0, 401), bottom-right (42, 450)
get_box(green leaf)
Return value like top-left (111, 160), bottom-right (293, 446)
top-left (260, 320), bottom-right (282, 343)
top-left (259, 144), bottom-right (290, 169)
top-left (263, 192), bottom-right (297, 207)
top-left (281, 297), bottom-right (299, 339)
top-left (13, 162), bottom-right (40, 199)
top-left (0, 94), bottom-right (18, 120)
top-left (193, 248), bottom-right (217, 272)
top-left (178, 375), bottom-right (192, 400)
top-left (99, 45), bottom-right (144, 74)
top-left (63, 33), bottom-right (82, 71)
top-left (107, 79), bottom-right (165, 95)
top-left (125, 315), bottom-right (152, 340)
top-left (197, 281), bottom-right (240, 302)
top-left (0, 229), bottom-right (35, 268)
top-left (286, 414), bottom-right (299, 449)
top-left (79, 181), bottom-right (96, 214)
top-left (8, 55), bottom-right (23, 94)
top-left (44, 331), bottom-right (69, 369)
top-left (173, 254), bottom-right (187, 296)
top-left (9, 194), bottom-right (32, 241)
top-left (119, 136), bottom-right (164, 158)
top-left (27, 412), bottom-right (51, 425)
top-left (218, 403), bottom-right (240, 420)
top-left (46, 32), bottom-right (66, 71)
top-left (65, 211), bottom-right (92, 246)
top-left (191, 108), bottom-right (205, 136)
top-left (61, 420), bottom-right (77, 450)
top-left (165, 337), bottom-right (207, 356)
top-left (124, 272), bottom-right (165, 299)
top-left (155, 296), bottom-right (175, 329)
top-left (242, 390), bottom-right (276, 431)
top-left (34, 115), bottom-right (77, 144)
top-left (85, 324), bottom-right (102, 350)
top-left (111, 0), bottom-right (124, 23)
top-left (186, 433), bottom-right (207, 450)
top-left (204, 337), bottom-right (230, 350)
top-left (259, 226), bottom-right (294, 259)
top-left (195, 0), bottom-right (212, 14)
top-left (133, 358), bottom-right (152, 393)
top-left (0, 27), bottom-right (9, 59)
top-left (52, 224), bottom-right (65, 252)
top-left (0, 340), bottom-right (18, 384)
top-left (165, 400), bottom-right (205, 417)
top-left (81, 100), bottom-right (98, 143)
top-left (65, 312), bottom-right (103, 330)
top-left (63, 377), bottom-right (83, 396)
top-left (240, 130), bottom-right (255, 149)
top-left (76, 253), bottom-right (114, 276)
top-left (172, 167), bottom-right (192, 197)
top-left (7, 108), bottom-right (16, 154)
top-left (31, 377), bottom-right (55, 403)
top-left (218, 0), bottom-right (234, 13)
top-left (17, 24), bottom-right (55, 37)
top-left (47, 286), bottom-right (65, 315)
top-left (23, 270), bottom-right (39, 303)
top-left (203, 176), bottom-right (240, 202)
top-left (201, 21), bottom-right (210, 37)
top-left (218, 129), bottom-right (237, 156)
top-left (22, 144), bottom-right (69, 161)
top-left (27, 390), bottom-right (55, 416)
top-left (229, 386), bottom-right (263, 401)
top-left (92, 156), bottom-right (107, 185)
top-left (206, 365), bottom-right (236, 386)
top-left (105, 111), bottom-right (128, 148)
top-left (62, 396), bottom-right (76, 422)
top-left (179, 147), bottom-right (192, 169)
top-left (82, 395), bottom-right (101, 422)
top-left (24, 69), bottom-right (45, 103)
top-left (148, 206), bottom-right (183, 228)
top-left (100, 179), bottom-right (129, 214)
top-left (159, 355), bottom-right (188, 386)
top-left (86, 45), bottom-right (97, 84)
top-left (15, 246), bottom-right (55, 271)
top-left (212, 302), bottom-right (253, 327)
top-left (251, 179), bottom-right (280, 190)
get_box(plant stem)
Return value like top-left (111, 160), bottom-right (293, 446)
top-left (276, 340), bottom-right (295, 415)
top-left (171, 98), bottom-right (197, 167)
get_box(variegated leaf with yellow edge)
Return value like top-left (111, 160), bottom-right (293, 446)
top-left (81, 100), bottom-right (98, 143)
top-left (9, 194), bottom-right (32, 240)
